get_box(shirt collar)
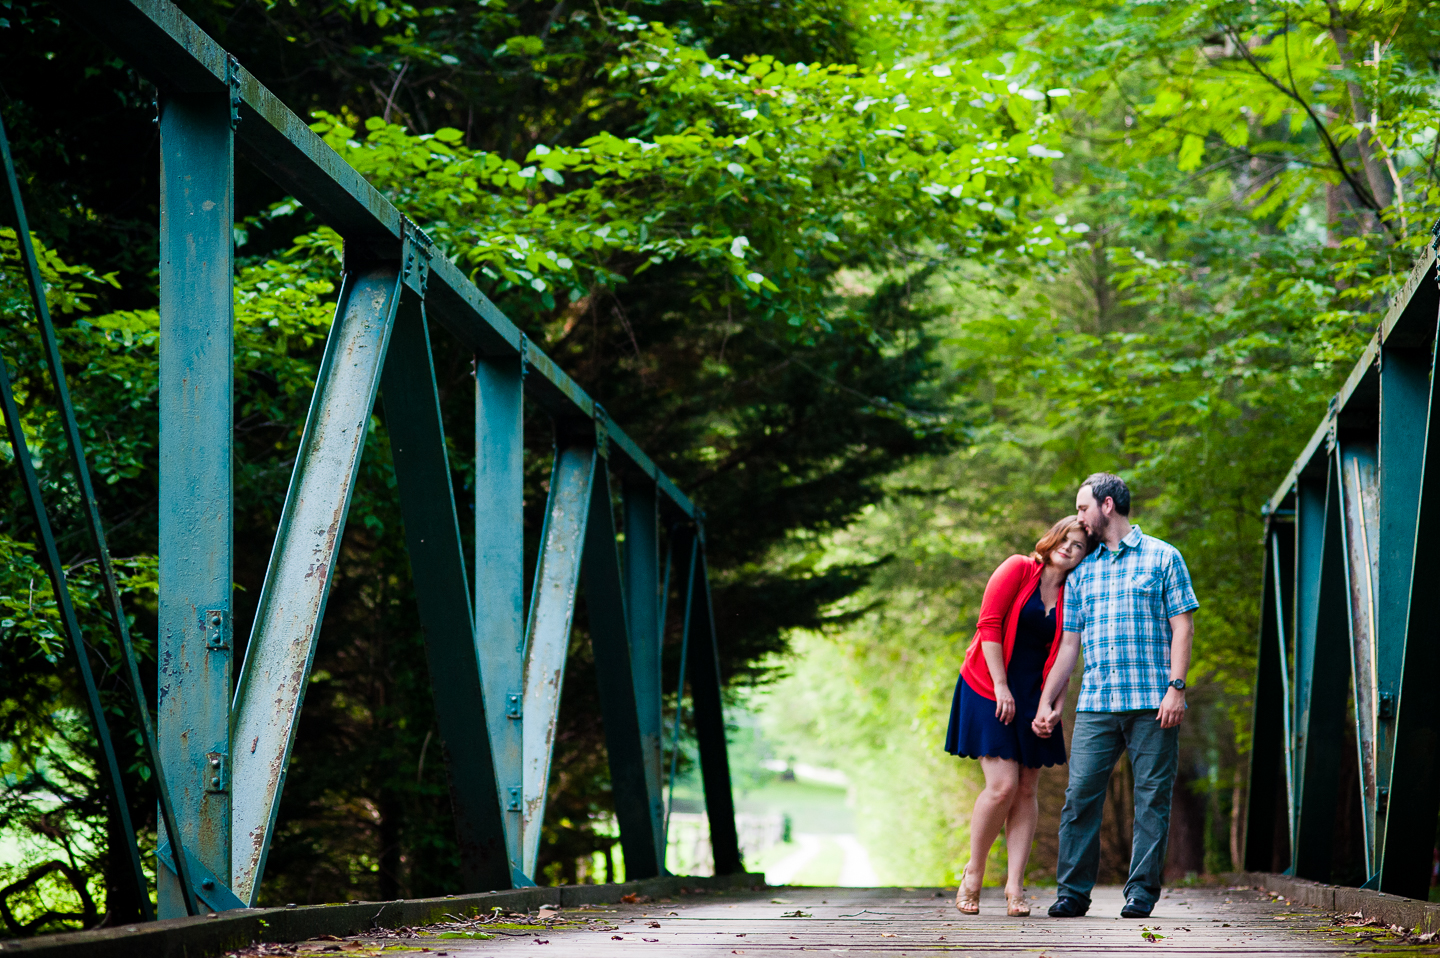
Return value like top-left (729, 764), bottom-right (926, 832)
top-left (1101, 524), bottom-right (1143, 556)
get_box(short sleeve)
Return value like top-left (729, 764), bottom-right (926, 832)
top-left (1162, 550), bottom-right (1199, 617)
top-left (1062, 570), bottom-right (1086, 634)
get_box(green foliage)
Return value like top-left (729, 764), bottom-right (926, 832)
top-left (304, 27), bottom-right (1062, 331)
top-left (762, 0), bottom-right (1440, 886)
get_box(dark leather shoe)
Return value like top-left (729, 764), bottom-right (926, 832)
top-left (1047, 896), bottom-right (1088, 917)
top-left (1120, 898), bottom-right (1152, 918)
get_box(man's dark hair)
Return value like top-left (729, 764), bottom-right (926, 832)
top-left (1082, 472), bottom-right (1130, 516)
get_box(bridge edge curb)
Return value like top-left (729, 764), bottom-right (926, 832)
top-left (0, 872), bottom-right (767, 957)
top-left (1239, 871), bottom-right (1440, 935)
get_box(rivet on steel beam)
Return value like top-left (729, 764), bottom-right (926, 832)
top-left (204, 609), bottom-right (229, 651)
top-left (400, 217), bottom-right (433, 298)
top-left (204, 751), bottom-right (229, 794)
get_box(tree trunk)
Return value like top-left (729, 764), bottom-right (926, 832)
top-left (1327, 2), bottom-right (1396, 213)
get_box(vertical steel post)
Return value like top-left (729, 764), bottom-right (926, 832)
top-left (1336, 443), bottom-right (1380, 874)
top-left (687, 533), bottom-right (742, 875)
top-left (1288, 473), bottom-right (1323, 862)
top-left (1374, 346), bottom-right (1428, 878)
top-left (381, 287), bottom-right (511, 891)
top-left (230, 266), bottom-right (402, 904)
top-left (475, 350), bottom-right (528, 884)
top-left (520, 437), bottom-right (596, 876)
top-left (1379, 331), bottom-right (1440, 898)
top-left (623, 479), bottom-right (667, 868)
top-left (157, 91), bottom-right (233, 919)
top-left (584, 459), bottom-right (661, 880)
top-left (1291, 457), bottom-right (1351, 881)
top-left (1243, 526), bottom-right (1293, 871)
top-left (663, 534), bottom-right (696, 853)
top-left (1271, 530), bottom-right (1297, 852)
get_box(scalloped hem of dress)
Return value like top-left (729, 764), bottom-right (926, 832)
top-left (944, 747), bottom-right (1067, 769)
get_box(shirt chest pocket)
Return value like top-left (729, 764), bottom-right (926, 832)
top-left (1127, 569), bottom-right (1163, 604)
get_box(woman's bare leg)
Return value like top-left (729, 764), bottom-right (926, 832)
top-left (1003, 766), bottom-right (1043, 896)
top-left (967, 757), bottom-right (1021, 887)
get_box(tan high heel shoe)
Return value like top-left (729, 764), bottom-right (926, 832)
top-left (955, 863), bottom-right (980, 915)
top-left (1006, 891), bottom-right (1031, 917)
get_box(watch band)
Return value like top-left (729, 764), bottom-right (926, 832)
top-left (1168, 678), bottom-right (1187, 691)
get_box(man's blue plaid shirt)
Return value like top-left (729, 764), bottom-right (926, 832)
top-left (1061, 525), bottom-right (1199, 712)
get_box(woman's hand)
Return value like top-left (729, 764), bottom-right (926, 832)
top-left (993, 685), bottom-right (1016, 725)
top-left (1031, 704), bottom-right (1060, 738)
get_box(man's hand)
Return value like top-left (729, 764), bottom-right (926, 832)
top-left (994, 685), bottom-right (1016, 725)
top-left (1157, 686), bottom-right (1186, 728)
top-left (1031, 705), bottom-right (1060, 738)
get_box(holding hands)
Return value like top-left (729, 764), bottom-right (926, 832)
top-left (1031, 702), bottom-right (1062, 739)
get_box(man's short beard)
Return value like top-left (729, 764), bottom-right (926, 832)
top-left (1089, 511), bottom-right (1109, 536)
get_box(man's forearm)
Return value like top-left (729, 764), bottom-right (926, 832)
top-left (1168, 612), bottom-right (1194, 682)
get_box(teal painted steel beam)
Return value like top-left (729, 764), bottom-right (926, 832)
top-left (686, 535), bottom-right (742, 875)
top-left (1272, 530), bottom-right (1296, 853)
top-left (381, 288), bottom-right (511, 892)
top-left (586, 464), bottom-right (661, 880)
top-left (474, 351), bottom-right (527, 884)
top-left (1243, 526), bottom-right (1292, 872)
top-left (520, 438), bottom-right (597, 876)
top-left (623, 480), bottom-right (667, 869)
top-left (1336, 442), bottom-right (1380, 874)
top-left (1379, 323), bottom-right (1440, 899)
top-left (157, 91), bottom-right (234, 918)
top-left (1291, 458), bottom-right (1352, 881)
top-left (663, 534), bottom-right (695, 855)
top-left (230, 267), bottom-right (402, 904)
top-left (1374, 346), bottom-right (1428, 875)
top-left (1288, 474), bottom-right (1322, 859)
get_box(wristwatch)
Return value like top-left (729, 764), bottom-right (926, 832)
top-left (1168, 678), bottom-right (1187, 691)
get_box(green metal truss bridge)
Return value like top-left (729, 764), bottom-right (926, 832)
top-left (1243, 223), bottom-right (1440, 901)
top-left (0, 0), bottom-right (740, 921)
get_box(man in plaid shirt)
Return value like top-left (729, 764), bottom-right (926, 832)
top-left (1032, 472), bottom-right (1197, 919)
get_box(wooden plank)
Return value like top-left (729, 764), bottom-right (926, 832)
top-left (293, 885), bottom-right (1403, 955)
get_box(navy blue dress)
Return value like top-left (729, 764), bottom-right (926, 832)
top-left (944, 583), bottom-right (1067, 768)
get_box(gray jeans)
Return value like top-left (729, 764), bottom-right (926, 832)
top-left (1056, 710), bottom-right (1179, 908)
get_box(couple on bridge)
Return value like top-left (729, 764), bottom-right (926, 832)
top-left (945, 472), bottom-right (1198, 920)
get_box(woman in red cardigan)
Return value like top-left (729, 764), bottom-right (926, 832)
top-left (945, 516), bottom-right (1090, 916)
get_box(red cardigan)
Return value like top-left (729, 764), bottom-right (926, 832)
top-left (959, 555), bottom-right (1066, 701)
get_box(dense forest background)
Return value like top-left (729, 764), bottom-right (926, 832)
top-left (0, 0), bottom-right (1435, 931)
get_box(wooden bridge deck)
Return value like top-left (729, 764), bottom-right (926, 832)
top-left (266, 884), bottom-right (1428, 957)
